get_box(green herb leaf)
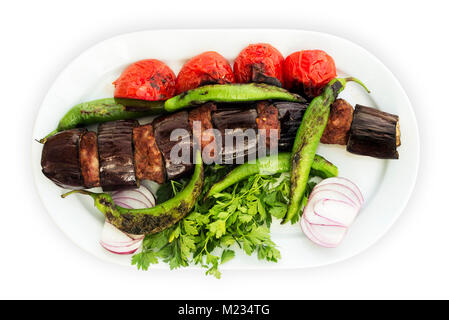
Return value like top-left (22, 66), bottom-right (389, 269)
top-left (208, 219), bottom-right (227, 238)
top-left (221, 249), bottom-right (235, 264)
top-left (132, 165), bottom-right (322, 278)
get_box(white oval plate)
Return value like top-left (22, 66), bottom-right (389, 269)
top-left (32, 29), bottom-right (419, 270)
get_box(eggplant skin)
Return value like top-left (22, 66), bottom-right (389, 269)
top-left (41, 129), bottom-right (86, 188)
top-left (212, 104), bottom-right (258, 163)
top-left (347, 105), bottom-right (399, 159)
top-left (98, 120), bottom-right (138, 191)
top-left (274, 101), bottom-right (308, 151)
top-left (153, 111), bottom-right (194, 180)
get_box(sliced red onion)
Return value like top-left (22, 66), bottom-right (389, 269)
top-left (315, 177), bottom-right (364, 205)
top-left (310, 183), bottom-right (362, 208)
top-left (306, 218), bottom-right (348, 247)
top-left (100, 240), bottom-right (142, 255)
top-left (313, 198), bottom-right (359, 226)
top-left (111, 185), bottom-right (156, 209)
top-left (100, 221), bottom-right (143, 255)
top-left (305, 190), bottom-right (358, 226)
top-left (301, 177), bottom-right (364, 248)
top-left (300, 217), bottom-right (341, 248)
top-left (100, 185), bottom-right (156, 255)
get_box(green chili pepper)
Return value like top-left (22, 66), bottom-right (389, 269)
top-left (310, 154), bottom-right (339, 179)
top-left (39, 98), bottom-right (164, 143)
top-left (205, 153), bottom-right (338, 199)
top-left (62, 150), bottom-right (204, 235)
top-left (164, 83), bottom-right (306, 112)
top-left (283, 77), bottom-right (369, 224)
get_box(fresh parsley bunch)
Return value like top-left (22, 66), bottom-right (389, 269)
top-left (132, 165), bottom-right (316, 278)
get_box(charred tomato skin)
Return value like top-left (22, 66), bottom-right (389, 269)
top-left (113, 59), bottom-right (176, 101)
top-left (234, 43), bottom-right (284, 86)
top-left (176, 51), bottom-right (235, 94)
top-left (284, 50), bottom-right (337, 99)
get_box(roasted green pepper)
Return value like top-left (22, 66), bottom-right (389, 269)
top-left (62, 150), bottom-right (204, 235)
top-left (164, 83), bottom-right (306, 112)
top-left (39, 98), bottom-right (164, 143)
top-left (206, 153), bottom-right (338, 199)
top-left (310, 154), bottom-right (339, 179)
top-left (283, 77), bottom-right (369, 224)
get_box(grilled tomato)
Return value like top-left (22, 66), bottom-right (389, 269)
top-left (176, 51), bottom-right (235, 94)
top-left (113, 59), bottom-right (176, 101)
top-left (234, 43), bottom-right (284, 87)
top-left (284, 50), bottom-right (336, 99)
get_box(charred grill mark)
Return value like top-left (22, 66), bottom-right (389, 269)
top-left (331, 81), bottom-right (343, 97)
top-left (116, 212), bottom-right (176, 235)
top-left (178, 91), bottom-right (189, 100)
top-left (250, 64), bottom-right (283, 88)
top-left (99, 197), bottom-right (113, 207)
top-left (199, 79), bottom-right (221, 87)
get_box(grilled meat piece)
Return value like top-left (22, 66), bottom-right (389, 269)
top-left (256, 101), bottom-right (280, 148)
top-left (153, 111), bottom-right (194, 180)
top-left (321, 99), bottom-right (354, 145)
top-left (41, 129), bottom-right (86, 188)
top-left (98, 120), bottom-right (138, 191)
top-left (347, 105), bottom-right (400, 159)
top-left (188, 102), bottom-right (217, 161)
top-left (79, 131), bottom-right (100, 188)
top-left (133, 124), bottom-right (165, 184)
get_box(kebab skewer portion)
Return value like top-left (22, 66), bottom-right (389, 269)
top-left (41, 99), bottom-right (401, 191)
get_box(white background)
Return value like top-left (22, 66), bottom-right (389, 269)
top-left (1, 0), bottom-right (448, 299)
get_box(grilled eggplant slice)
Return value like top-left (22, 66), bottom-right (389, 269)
top-left (212, 104), bottom-right (258, 163)
top-left (347, 105), bottom-right (400, 159)
top-left (153, 111), bottom-right (194, 180)
top-left (98, 120), bottom-right (138, 191)
top-left (41, 129), bottom-right (86, 188)
top-left (274, 101), bottom-right (308, 150)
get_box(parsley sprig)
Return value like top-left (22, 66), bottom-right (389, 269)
top-left (132, 165), bottom-right (316, 278)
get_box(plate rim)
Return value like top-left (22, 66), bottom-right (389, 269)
top-left (31, 28), bottom-right (420, 271)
